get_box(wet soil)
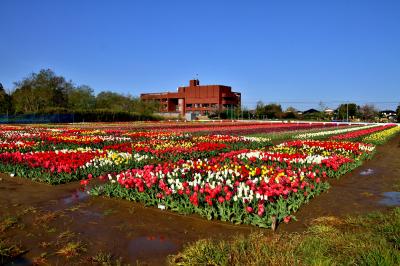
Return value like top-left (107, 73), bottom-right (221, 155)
top-left (1, 135), bottom-right (399, 265)
top-left (0, 175), bottom-right (259, 265)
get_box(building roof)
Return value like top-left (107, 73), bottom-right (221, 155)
top-left (303, 108), bottom-right (320, 114)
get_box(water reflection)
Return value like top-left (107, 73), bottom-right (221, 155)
top-left (360, 168), bottom-right (375, 176)
top-left (379, 192), bottom-right (400, 206)
top-left (62, 189), bottom-right (89, 204)
top-left (128, 235), bottom-right (177, 260)
top-left (5, 256), bottom-right (31, 266)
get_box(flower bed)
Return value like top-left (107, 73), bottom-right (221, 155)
top-left (362, 125), bottom-right (400, 144)
top-left (87, 140), bottom-right (375, 228)
top-left (0, 126), bottom-right (271, 184)
top-left (294, 124), bottom-right (378, 139)
top-left (330, 124), bottom-right (396, 141)
top-left (1, 122), bottom-right (395, 228)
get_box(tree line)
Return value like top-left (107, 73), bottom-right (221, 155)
top-left (0, 69), bottom-right (160, 121)
top-left (254, 101), bottom-right (400, 122)
top-left (1, 70), bottom-right (399, 122)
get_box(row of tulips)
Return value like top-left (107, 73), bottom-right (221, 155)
top-left (330, 124), bottom-right (396, 141)
top-left (0, 148), bottom-right (152, 184)
top-left (86, 140), bottom-right (375, 228)
top-left (0, 123), bottom-right (273, 151)
top-left (0, 122), bottom-right (391, 186)
top-left (0, 131), bottom-right (271, 183)
top-left (0, 140), bottom-right (37, 151)
top-left (293, 124), bottom-right (378, 139)
top-left (362, 125), bottom-right (400, 145)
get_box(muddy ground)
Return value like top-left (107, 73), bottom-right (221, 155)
top-left (1, 135), bottom-right (399, 265)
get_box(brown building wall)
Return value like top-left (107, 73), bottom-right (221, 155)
top-left (140, 80), bottom-right (241, 116)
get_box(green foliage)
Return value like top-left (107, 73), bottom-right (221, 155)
top-left (11, 69), bottom-right (73, 113)
top-left (0, 239), bottom-right (24, 265)
top-left (4, 68), bottom-right (161, 119)
top-left (0, 216), bottom-right (18, 232)
top-left (302, 111), bottom-right (324, 121)
top-left (0, 84), bottom-right (13, 114)
top-left (255, 101), bottom-right (283, 119)
top-left (336, 103), bottom-right (358, 120)
top-left (68, 85), bottom-right (96, 110)
top-left (71, 109), bottom-right (161, 123)
top-left (90, 251), bottom-right (125, 266)
top-left (95, 91), bottom-right (132, 111)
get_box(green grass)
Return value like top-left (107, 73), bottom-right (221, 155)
top-left (169, 207), bottom-right (400, 266)
top-left (0, 239), bottom-right (24, 264)
top-left (56, 241), bottom-right (86, 258)
top-left (0, 216), bottom-right (18, 232)
top-left (90, 251), bottom-right (125, 266)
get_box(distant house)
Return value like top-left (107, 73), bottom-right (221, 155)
top-left (302, 108), bottom-right (320, 115)
top-left (380, 110), bottom-right (396, 117)
top-left (379, 110), bottom-right (397, 122)
top-left (324, 108), bottom-right (335, 115)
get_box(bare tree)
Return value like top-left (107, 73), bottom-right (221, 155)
top-left (358, 104), bottom-right (378, 122)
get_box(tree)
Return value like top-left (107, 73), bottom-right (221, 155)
top-left (130, 98), bottom-right (160, 115)
top-left (68, 85), bottom-right (96, 110)
top-left (7, 69), bottom-right (161, 118)
top-left (0, 83), bottom-right (12, 114)
top-left (336, 103), bottom-right (358, 121)
top-left (11, 69), bottom-right (73, 113)
top-left (264, 103), bottom-right (283, 119)
top-left (358, 104), bottom-right (378, 122)
top-left (95, 91), bottom-right (133, 111)
top-left (241, 106), bottom-right (252, 119)
top-left (396, 104), bottom-right (400, 122)
top-left (255, 101), bottom-right (265, 119)
top-left (284, 106), bottom-right (298, 119)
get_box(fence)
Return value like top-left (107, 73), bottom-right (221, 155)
top-left (0, 111), bottom-right (161, 124)
top-left (0, 114), bottom-right (76, 124)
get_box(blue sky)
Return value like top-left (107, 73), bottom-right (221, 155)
top-left (0, 0), bottom-right (399, 110)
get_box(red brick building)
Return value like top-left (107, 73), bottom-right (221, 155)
top-left (140, 80), bottom-right (241, 116)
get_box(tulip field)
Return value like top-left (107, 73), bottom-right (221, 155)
top-left (1, 122), bottom-right (399, 228)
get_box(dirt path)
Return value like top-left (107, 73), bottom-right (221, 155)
top-left (0, 174), bottom-right (258, 265)
top-left (1, 135), bottom-right (399, 265)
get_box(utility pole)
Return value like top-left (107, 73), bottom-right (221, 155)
top-left (346, 102), bottom-right (349, 122)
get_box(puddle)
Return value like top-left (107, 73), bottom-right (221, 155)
top-left (128, 236), bottom-right (178, 260)
top-left (379, 192), bottom-right (400, 206)
top-left (81, 209), bottom-right (103, 218)
top-left (5, 256), bottom-right (31, 266)
top-left (360, 168), bottom-right (375, 176)
top-left (62, 190), bottom-right (89, 204)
